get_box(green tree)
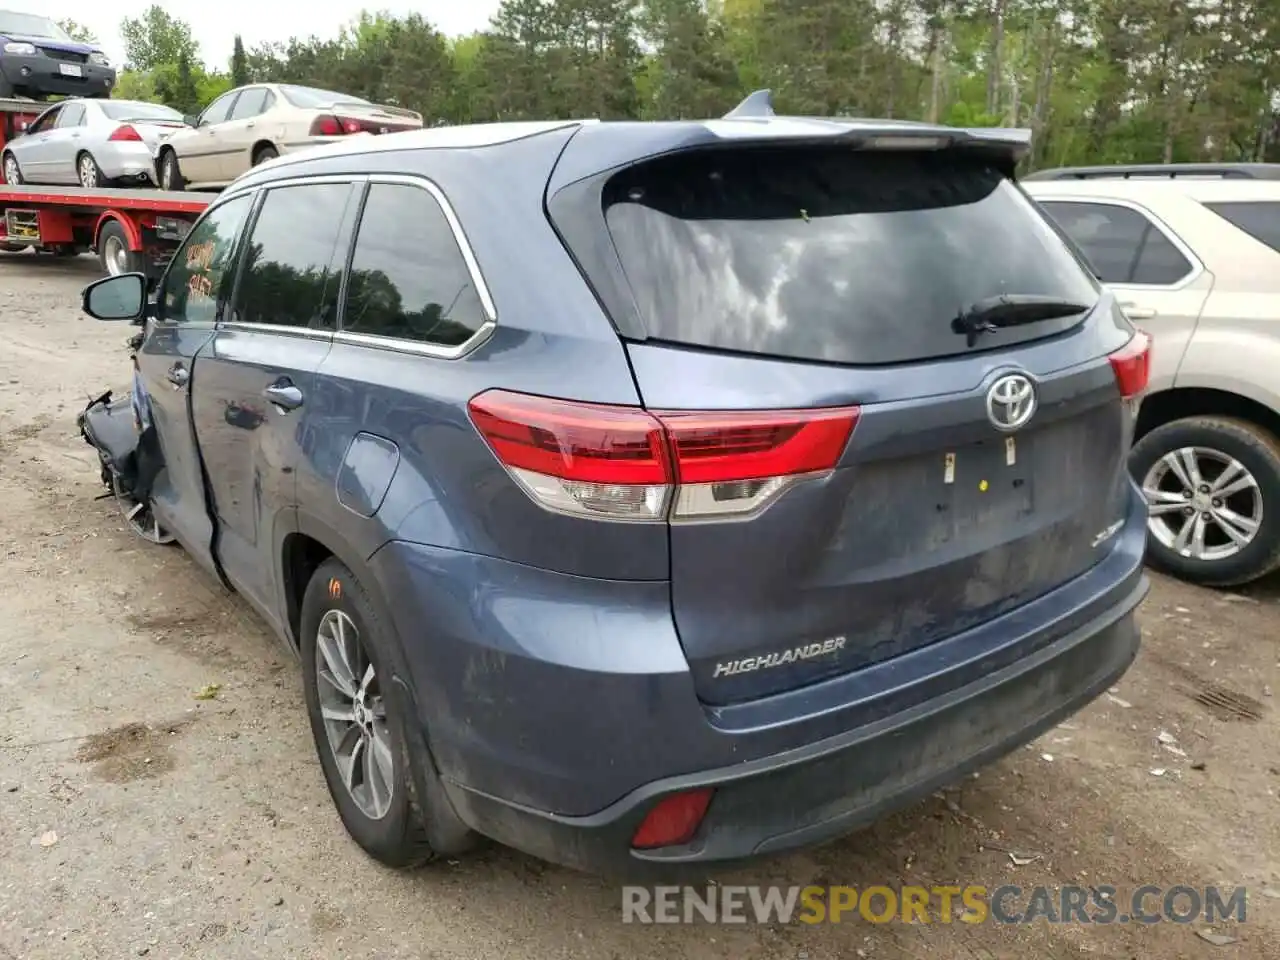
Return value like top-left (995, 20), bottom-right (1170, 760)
top-left (120, 5), bottom-right (199, 71)
top-left (154, 49), bottom-right (202, 114)
top-left (57, 19), bottom-right (97, 43)
top-left (231, 35), bottom-right (250, 87)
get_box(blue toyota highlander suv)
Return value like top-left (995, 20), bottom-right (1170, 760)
top-left (80, 98), bottom-right (1151, 874)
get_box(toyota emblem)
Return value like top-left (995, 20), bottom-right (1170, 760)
top-left (986, 373), bottom-right (1037, 432)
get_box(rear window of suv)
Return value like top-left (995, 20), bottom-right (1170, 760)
top-left (1204, 201), bottom-right (1280, 254)
top-left (603, 146), bottom-right (1100, 365)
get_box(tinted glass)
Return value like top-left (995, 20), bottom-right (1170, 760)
top-left (100, 101), bottom-right (184, 123)
top-left (232, 183), bottom-right (354, 329)
top-left (280, 85), bottom-right (369, 109)
top-left (1205, 201), bottom-right (1280, 254)
top-left (341, 183), bottom-right (487, 346)
top-left (27, 107), bottom-right (60, 134)
top-left (56, 104), bottom-right (85, 128)
top-left (200, 94), bottom-right (236, 126)
top-left (1039, 201), bottom-right (1193, 286)
top-left (161, 196), bottom-right (252, 324)
top-left (604, 148), bottom-right (1099, 365)
top-left (0, 13), bottom-right (67, 38)
top-left (230, 88), bottom-right (269, 120)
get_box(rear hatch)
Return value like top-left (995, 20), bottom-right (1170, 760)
top-left (549, 132), bottom-right (1147, 705)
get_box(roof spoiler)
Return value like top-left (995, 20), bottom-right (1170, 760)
top-left (724, 90), bottom-right (775, 119)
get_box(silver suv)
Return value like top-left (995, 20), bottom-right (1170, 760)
top-left (1025, 164), bottom-right (1280, 587)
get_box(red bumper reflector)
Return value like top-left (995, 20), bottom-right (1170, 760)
top-left (631, 787), bottom-right (714, 849)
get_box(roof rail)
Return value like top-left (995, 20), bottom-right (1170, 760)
top-left (1023, 162), bottom-right (1280, 182)
top-left (724, 90), bottom-right (775, 119)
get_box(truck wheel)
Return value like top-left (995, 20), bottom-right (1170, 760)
top-left (1131, 416), bottom-right (1280, 587)
top-left (299, 557), bottom-right (475, 868)
top-left (2, 153), bottom-right (22, 185)
top-left (97, 220), bottom-right (142, 276)
top-left (159, 150), bottom-right (185, 191)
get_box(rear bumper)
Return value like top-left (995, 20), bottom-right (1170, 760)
top-left (0, 55), bottom-right (114, 96)
top-left (370, 487), bottom-right (1149, 876)
top-left (94, 143), bottom-right (158, 185)
top-left (447, 579), bottom-right (1142, 874)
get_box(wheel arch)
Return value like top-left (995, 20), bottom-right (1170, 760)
top-left (93, 211), bottom-right (141, 256)
top-left (251, 140), bottom-right (278, 164)
top-left (1136, 386), bottom-right (1280, 445)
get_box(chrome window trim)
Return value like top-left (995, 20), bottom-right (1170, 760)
top-left (219, 172), bottom-right (497, 359)
top-left (1035, 195), bottom-right (1205, 292)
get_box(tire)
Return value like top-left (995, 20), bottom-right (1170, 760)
top-left (2, 152), bottom-right (22, 186)
top-left (77, 152), bottom-right (105, 189)
top-left (0, 77), bottom-right (11, 97)
top-left (252, 144), bottom-right (278, 166)
top-left (97, 220), bottom-right (143, 276)
top-left (300, 557), bottom-right (474, 867)
top-left (1130, 415), bottom-right (1280, 587)
top-left (158, 150), bottom-right (184, 191)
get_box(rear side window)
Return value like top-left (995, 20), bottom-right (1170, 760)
top-left (231, 183), bottom-right (354, 329)
top-left (229, 88), bottom-right (271, 120)
top-left (1038, 200), bottom-right (1194, 286)
top-left (1204, 201), bottom-right (1280, 254)
top-left (603, 148), bottom-right (1099, 366)
top-left (340, 182), bottom-right (488, 348)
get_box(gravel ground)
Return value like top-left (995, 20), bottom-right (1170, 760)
top-left (2, 251), bottom-right (1279, 960)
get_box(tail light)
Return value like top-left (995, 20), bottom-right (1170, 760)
top-left (467, 390), bottom-right (860, 522)
top-left (1109, 330), bottom-right (1152, 399)
top-left (309, 115), bottom-right (365, 136)
top-left (631, 788), bottom-right (714, 849)
top-left (108, 124), bottom-right (142, 142)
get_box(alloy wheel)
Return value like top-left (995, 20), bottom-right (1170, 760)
top-left (314, 609), bottom-right (395, 820)
top-left (79, 155), bottom-right (98, 188)
top-left (1142, 446), bottom-right (1263, 562)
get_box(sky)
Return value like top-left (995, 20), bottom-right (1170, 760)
top-left (8, 1), bottom-right (502, 70)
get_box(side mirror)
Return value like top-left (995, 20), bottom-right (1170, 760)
top-left (83, 273), bottom-right (147, 321)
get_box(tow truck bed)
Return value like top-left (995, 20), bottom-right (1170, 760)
top-left (0, 184), bottom-right (210, 277)
top-left (0, 98), bottom-right (211, 277)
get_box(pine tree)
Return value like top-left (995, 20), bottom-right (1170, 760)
top-left (231, 34), bottom-right (250, 87)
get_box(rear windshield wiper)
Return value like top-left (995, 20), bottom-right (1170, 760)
top-left (951, 294), bottom-right (1093, 347)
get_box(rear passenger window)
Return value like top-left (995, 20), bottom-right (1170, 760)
top-left (1204, 202), bottom-right (1280, 254)
top-left (1038, 201), bottom-right (1194, 286)
top-left (341, 182), bottom-right (487, 348)
top-left (232, 183), bottom-right (354, 329)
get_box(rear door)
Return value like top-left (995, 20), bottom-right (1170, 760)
top-left (136, 193), bottom-right (254, 578)
top-left (216, 86), bottom-right (273, 181)
top-left (192, 178), bottom-right (357, 625)
top-left (48, 101), bottom-right (86, 183)
top-left (1035, 197), bottom-right (1211, 393)
top-left (587, 144), bottom-right (1141, 705)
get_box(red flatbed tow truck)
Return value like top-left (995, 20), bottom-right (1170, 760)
top-left (0, 97), bottom-right (211, 278)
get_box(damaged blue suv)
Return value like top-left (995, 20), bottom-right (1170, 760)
top-left (78, 93), bottom-right (1150, 875)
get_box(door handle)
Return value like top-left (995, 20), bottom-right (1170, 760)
top-left (263, 383), bottom-right (304, 412)
top-left (246, 121), bottom-right (255, 129)
top-left (1119, 302), bottom-right (1157, 320)
top-left (166, 364), bottom-right (189, 388)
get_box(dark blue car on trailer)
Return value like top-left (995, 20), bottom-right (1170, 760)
top-left (0, 11), bottom-right (115, 100)
top-left (79, 93), bottom-right (1151, 875)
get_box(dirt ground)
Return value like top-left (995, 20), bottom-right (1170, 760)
top-left (1, 251), bottom-right (1279, 960)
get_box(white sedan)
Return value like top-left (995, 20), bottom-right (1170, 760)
top-left (2, 98), bottom-right (187, 188)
